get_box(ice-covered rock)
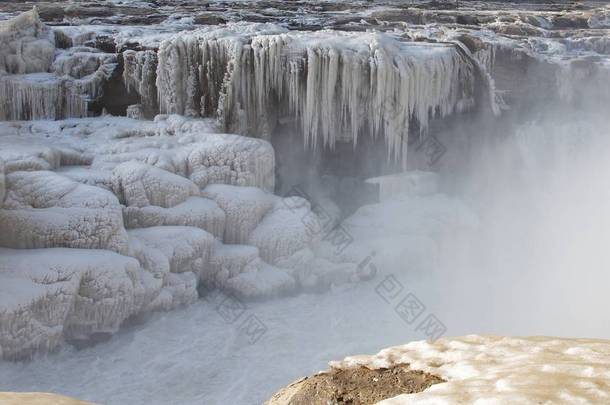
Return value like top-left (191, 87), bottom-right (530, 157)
top-left (0, 171), bottom-right (128, 253)
top-left (123, 50), bottom-right (158, 117)
top-left (0, 248), bottom-right (146, 360)
top-left (205, 243), bottom-right (295, 299)
top-left (202, 184), bottom-right (275, 244)
top-left (332, 336), bottom-right (610, 405)
top-left (0, 138), bottom-right (62, 173)
top-left (57, 166), bottom-right (114, 191)
top-left (248, 197), bottom-right (320, 263)
top-left (0, 10), bottom-right (117, 120)
top-left (123, 196), bottom-right (225, 238)
top-left (223, 261), bottom-right (296, 300)
top-left (156, 24), bottom-right (478, 163)
top-left (111, 161), bottom-right (199, 208)
top-left (0, 8), bottom-right (55, 75)
top-left (184, 133), bottom-right (275, 192)
top-left (128, 226), bottom-right (215, 310)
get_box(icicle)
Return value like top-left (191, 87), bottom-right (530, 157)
top-left (155, 25), bottom-right (481, 164)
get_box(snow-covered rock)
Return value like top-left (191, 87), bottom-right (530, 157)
top-left (184, 133), bottom-right (275, 192)
top-left (248, 197), bottom-right (320, 263)
top-left (122, 196), bottom-right (225, 238)
top-left (0, 248), bottom-right (146, 360)
top-left (0, 138), bottom-right (62, 173)
top-left (202, 184), bottom-right (275, 244)
top-left (0, 115), bottom-right (357, 357)
top-left (327, 335), bottom-right (610, 405)
top-left (0, 170), bottom-right (128, 253)
top-left (58, 166), bottom-right (114, 191)
top-left (205, 243), bottom-right (295, 299)
top-left (111, 161), bottom-right (199, 208)
top-left (127, 226), bottom-right (215, 310)
top-left (0, 8), bottom-right (55, 75)
top-left (0, 10), bottom-right (116, 120)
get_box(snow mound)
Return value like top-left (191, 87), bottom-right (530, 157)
top-left (0, 171), bottom-right (128, 253)
top-left (0, 138), bottom-right (62, 173)
top-left (248, 197), bottom-right (319, 263)
top-left (123, 196), bottom-right (225, 238)
top-left (0, 248), bottom-right (145, 361)
top-left (205, 243), bottom-right (295, 299)
top-left (58, 166), bottom-right (114, 191)
top-left (111, 161), bottom-right (200, 208)
top-left (202, 184), bottom-right (275, 244)
top-left (184, 133), bottom-right (275, 192)
top-left (330, 335), bottom-right (610, 405)
top-left (128, 226), bottom-right (215, 310)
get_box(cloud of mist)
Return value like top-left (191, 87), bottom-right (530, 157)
top-left (429, 93), bottom-right (610, 338)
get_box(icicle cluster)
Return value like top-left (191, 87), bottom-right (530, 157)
top-left (0, 75), bottom-right (88, 121)
top-left (123, 50), bottom-right (159, 117)
top-left (156, 26), bottom-right (478, 162)
top-left (0, 10), bottom-right (116, 120)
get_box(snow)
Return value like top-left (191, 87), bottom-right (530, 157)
top-left (127, 226), bottom-right (215, 310)
top-left (122, 196), bottom-right (226, 238)
top-left (248, 197), bottom-right (319, 263)
top-left (0, 115), bottom-right (347, 359)
top-left (0, 248), bottom-right (145, 360)
top-left (0, 170), bottom-right (128, 253)
top-left (332, 335), bottom-right (610, 405)
top-left (0, 8), bottom-right (54, 75)
top-left (202, 184), bottom-right (275, 244)
top-left (0, 10), bottom-right (116, 120)
top-left (111, 161), bottom-right (200, 208)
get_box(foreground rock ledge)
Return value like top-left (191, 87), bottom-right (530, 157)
top-left (266, 335), bottom-right (610, 405)
top-left (0, 392), bottom-right (94, 405)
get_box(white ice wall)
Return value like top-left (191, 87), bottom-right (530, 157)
top-left (155, 25), bottom-right (479, 163)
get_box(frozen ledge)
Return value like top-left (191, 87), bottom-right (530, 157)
top-left (266, 335), bottom-right (610, 405)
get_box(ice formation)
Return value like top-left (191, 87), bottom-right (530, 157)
top-left (0, 248), bottom-right (145, 360)
top-left (0, 9), bottom-right (116, 120)
top-left (127, 226), bottom-right (214, 310)
top-left (122, 50), bottom-right (158, 117)
top-left (155, 25), bottom-right (479, 161)
top-left (0, 8), bottom-right (54, 75)
top-left (0, 170), bottom-right (128, 253)
top-left (0, 116), bottom-right (362, 360)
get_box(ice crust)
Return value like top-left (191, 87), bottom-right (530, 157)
top-left (0, 115), bottom-right (361, 359)
top-left (155, 25), bottom-right (478, 162)
top-left (0, 9), bottom-right (116, 120)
